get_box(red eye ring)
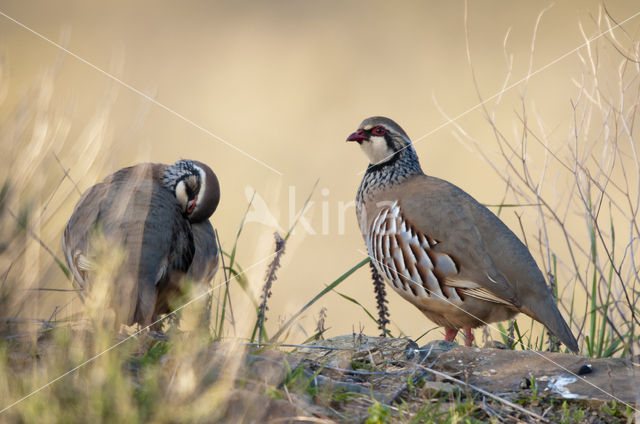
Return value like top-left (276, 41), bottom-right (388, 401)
top-left (371, 126), bottom-right (386, 136)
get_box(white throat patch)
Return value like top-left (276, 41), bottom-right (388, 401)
top-left (360, 136), bottom-right (394, 165)
top-left (175, 180), bottom-right (189, 211)
top-left (195, 165), bottom-right (206, 211)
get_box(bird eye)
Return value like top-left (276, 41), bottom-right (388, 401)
top-left (371, 126), bottom-right (387, 136)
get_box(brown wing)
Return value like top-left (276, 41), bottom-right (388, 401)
top-left (63, 181), bottom-right (109, 289)
top-left (368, 174), bottom-right (521, 309)
top-left (187, 220), bottom-right (219, 282)
top-left (368, 201), bottom-right (517, 310)
top-left (388, 175), bottom-right (578, 352)
top-left (62, 163), bottom-right (164, 288)
top-left (62, 163), bottom-right (194, 326)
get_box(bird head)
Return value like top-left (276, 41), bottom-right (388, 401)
top-left (163, 160), bottom-right (220, 223)
top-left (346, 116), bottom-right (414, 166)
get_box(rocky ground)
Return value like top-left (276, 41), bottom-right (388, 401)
top-left (4, 332), bottom-right (637, 423)
top-left (205, 334), bottom-right (638, 423)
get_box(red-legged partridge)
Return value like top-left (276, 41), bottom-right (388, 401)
top-left (63, 160), bottom-right (220, 328)
top-left (348, 116), bottom-right (579, 352)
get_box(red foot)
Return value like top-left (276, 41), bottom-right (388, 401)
top-left (444, 328), bottom-right (458, 342)
top-left (463, 327), bottom-right (474, 347)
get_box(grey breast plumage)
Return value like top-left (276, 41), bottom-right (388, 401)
top-left (349, 116), bottom-right (579, 353)
top-left (62, 160), bottom-right (220, 327)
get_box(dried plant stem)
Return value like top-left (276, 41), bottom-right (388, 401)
top-left (314, 307), bottom-right (327, 340)
top-left (370, 261), bottom-right (390, 337)
top-left (257, 232), bottom-right (286, 345)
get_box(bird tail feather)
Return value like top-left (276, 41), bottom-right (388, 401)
top-left (521, 299), bottom-right (579, 353)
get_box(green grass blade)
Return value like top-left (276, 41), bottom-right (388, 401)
top-left (228, 192), bottom-right (255, 271)
top-left (334, 290), bottom-right (392, 337)
top-left (269, 258), bottom-right (370, 342)
top-left (55, 256), bottom-right (71, 280)
top-left (222, 252), bottom-right (258, 308)
top-left (284, 179), bottom-right (318, 241)
top-left (596, 214), bottom-right (615, 358)
top-left (497, 323), bottom-right (509, 346)
top-left (587, 193), bottom-right (598, 358)
top-left (512, 321), bottom-right (526, 351)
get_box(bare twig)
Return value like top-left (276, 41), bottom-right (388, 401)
top-left (53, 152), bottom-right (81, 195)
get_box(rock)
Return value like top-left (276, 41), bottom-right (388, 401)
top-left (415, 340), bottom-right (458, 363)
top-left (483, 340), bottom-right (509, 350)
top-left (299, 369), bottom-right (374, 396)
top-left (434, 347), bottom-right (638, 403)
top-left (295, 334), bottom-right (418, 369)
top-left (215, 389), bottom-right (316, 423)
top-left (195, 343), bottom-right (301, 391)
top-left (419, 381), bottom-right (459, 397)
top-left (189, 335), bottom-right (637, 422)
top-left (243, 348), bottom-right (301, 387)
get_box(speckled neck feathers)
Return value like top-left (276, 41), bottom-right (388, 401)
top-left (356, 146), bottom-right (423, 207)
top-left (162, 160), bottom-right (200, 192)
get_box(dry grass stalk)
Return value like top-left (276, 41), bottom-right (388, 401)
top-left (370, 261), bottom-right (390, 337)
top-left (257, 232), bottom-right (286, 344)
top-left (315, 307), bottom-right (327, 340)
top-left (434, 4), bottom-right (640, 354)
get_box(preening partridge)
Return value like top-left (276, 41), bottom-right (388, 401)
top-left (63, 160), bottom-right (220, 327)
top-left (348, 116), bottom-right (579, 352)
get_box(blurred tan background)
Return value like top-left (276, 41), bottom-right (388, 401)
top-left (1, 1), bottom-right (638, 345)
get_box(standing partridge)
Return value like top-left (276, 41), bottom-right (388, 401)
top-left (348, 116), bottom-right (579, 352)
top-left (63, 159), bottom-right (221, 328)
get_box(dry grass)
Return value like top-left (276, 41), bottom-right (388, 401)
top-left (433, 4), bottom-right (640, 356)
top-left (0, 5), bottom-right (638, 423)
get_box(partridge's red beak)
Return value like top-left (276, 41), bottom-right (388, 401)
top-left (187, 198), bottom-right (197, 214)
top-left (346, 129), bottom-right (368, 143)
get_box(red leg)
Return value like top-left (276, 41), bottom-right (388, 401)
top-left (463, 327), bottom-right (474, 347)
top-left (444, 328), bottom-right (458, 342)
